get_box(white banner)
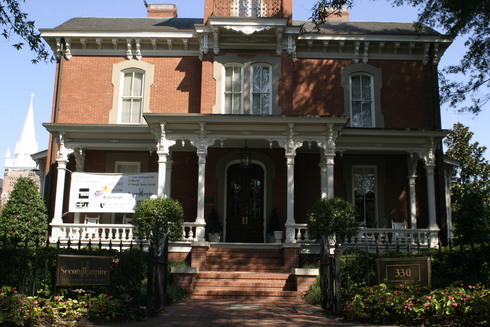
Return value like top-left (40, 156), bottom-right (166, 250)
top-left (69, 172), bottom-right (158, 213)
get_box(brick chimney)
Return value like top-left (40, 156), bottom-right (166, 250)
top-left (147, 4), bottom-right (178, 18)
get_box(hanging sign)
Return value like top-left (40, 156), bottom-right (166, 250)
top-left (69, 172), bottom-right (158, 213)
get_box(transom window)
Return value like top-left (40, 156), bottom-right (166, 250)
top-left (222, 63), bottom-right (272, 115)
top-left (120, 69), bottom-right (144, 124)
top-left (350, 74), bottom-right (374, 127)
top-left (352, 166), bottom-right (377, 228)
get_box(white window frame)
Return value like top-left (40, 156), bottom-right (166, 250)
top-left (222, 64), bottom-right (244, 114)
top-left (349, 73), bottom-right (375, 128)
top-left (352, 165), bottom-right (378, 228)
top-left (114, 161), bottom-right (141, 174)
top-left (250, 64), bottom-right (272, 115)
top-left (119, 69), bottom-right (145, 124)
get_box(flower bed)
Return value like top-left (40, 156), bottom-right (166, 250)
top-left (344, 283), bottom-right (490, 326)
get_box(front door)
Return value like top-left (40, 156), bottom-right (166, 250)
top-left (226, 163), bottom-right (264, 242)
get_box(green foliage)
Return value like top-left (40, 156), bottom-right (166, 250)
top-left (344, 283), bottom-right (490, 326)
top-left (306, 198), bottom-right (360, 245)
top-left (310, 0), bottom-right (489, 113)
top-left (304, 275), bottom-right (322, 305)
top-left (0, 286), bottom-right (145, 326)
top-left (0, 177), bottom-right (48, 244)
top-left (0, 0), bottom-right (52, 63)
top-left (444, 123), bottom-right (490, 243)
top-left (133, 197), bottom-right (184, 246)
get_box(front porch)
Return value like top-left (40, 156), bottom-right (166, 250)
top-left (49, 221), bottom-right (440, 250)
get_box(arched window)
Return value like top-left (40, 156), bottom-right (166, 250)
top-left (350, 73), bottom-right (374, 127)
top-left (224, 64), bottom-right (244, 114)
top-left (110, 60), bottom-right (154, 124)
top-left (120, 69), bottom-right (144, 124)
top-left (341, 64), bottom-right (383, 128)
top-left (251, 64), bottom-right (271, 115)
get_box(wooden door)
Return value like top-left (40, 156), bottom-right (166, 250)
top-left (226, 163), bottom-right (264, 242)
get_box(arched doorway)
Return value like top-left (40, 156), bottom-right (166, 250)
top-left (226, 163), bottom-right (264, 242)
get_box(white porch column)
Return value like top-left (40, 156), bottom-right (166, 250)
top-left (189, 122), bottom-right (217, 242)
top-left (319, 153), bottom-right (328, 199)
top-left (326, 154), bottom-right (335, 199)
top-left (318, 124), bottom-right (338, 200)
top-left (424, 139), bottom-right (439, 246)
top-left (50, 134), bottom-right (73, 241)
top-left (73, 148), bottom-right (85, 224)
top-left (165, 155), bottom-right (173, 198)
top-left (278, 123), bottom-right (304, 243)
top-left (407, 153), bottom-right (418, 229)
top-left (155, 123), bottom-right (176, 198)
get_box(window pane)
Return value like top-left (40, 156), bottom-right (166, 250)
top-left (131, 99), bottom-right (142, 123)
top-left (351, 76), bottom-right (361, 100)
top-left (133, 73), bottom-right (143, 96)
top-left (121, 99), bottom-right (131, 123)
top-left (225, 67), bottom-right (233, 92)
top-left (123, 73), bottom-right (132, 96)
top-left (233, 67), bottom-right (242, 92)
top-left (224, 94), bottom-right (232, 113)
top-left (353, 167), bottom-right (376, 227)
top-left (233, 94), bottom-right (241, 114)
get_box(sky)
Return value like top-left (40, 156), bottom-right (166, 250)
top-left (0, 0), bottom-right (488, 175)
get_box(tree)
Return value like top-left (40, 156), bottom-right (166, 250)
top-left (0, 0), bottom-right (51, 63)
top-left (310, 0), bottom-right (489, 114)
top-left (306, 197), bottom-right (360, 245)
top-left (0, 177), bottom-right (48, 243)
top-left (444, 122), bottom-right (490, 242)
top-left (132, 197), bottom-right (184, 247)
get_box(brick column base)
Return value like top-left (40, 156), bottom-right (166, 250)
top-left (190, 242), bottom-right (209, 269)
top-left (283, 243), bottom-right (300, 271)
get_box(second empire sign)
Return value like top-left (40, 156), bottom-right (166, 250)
top-left (376, 257), bottom-right (431, 287)
top-left (56, 255), bottom-right (111, 286)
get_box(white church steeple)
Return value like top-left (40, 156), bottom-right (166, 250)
top-left (4, 94), bottom-right (39, 170)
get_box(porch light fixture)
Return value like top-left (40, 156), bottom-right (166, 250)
top-left (241, 141), bottom-right (251, 168)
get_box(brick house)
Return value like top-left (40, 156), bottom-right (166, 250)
top-left (40, 0), bottom-right (454, 250)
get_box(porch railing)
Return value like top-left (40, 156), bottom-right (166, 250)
top-left (50, 222), bottom-right (439, 248)
top-left (290, 224), bottom-right (440, 248)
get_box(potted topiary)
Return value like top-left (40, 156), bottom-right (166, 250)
top-left (206, 208), bottom-right (222, 242)
top-left (267, 207), bottom-right (282, 243)
top-left (306, 197), bottom-right (360, 246)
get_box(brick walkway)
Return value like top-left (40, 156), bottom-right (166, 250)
top-left (107, 298), bottom-right (393, 327)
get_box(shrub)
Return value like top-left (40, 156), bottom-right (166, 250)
top-left (133, 197), bottom-right (184, 246)
top-left (344, 283), bottom-right (490, 326)
top-left (307, 198), bottom-right (360, 245)
top-left (0, 177), bottom-right (48, 244)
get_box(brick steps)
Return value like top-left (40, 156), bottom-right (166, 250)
top-left (188, 247), bottom-right (298, 299)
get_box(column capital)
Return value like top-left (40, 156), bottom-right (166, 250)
top-left (56, 132), bottom-right (73, 162)
top-left (153, 122), bottom-right (176, 154)
top-left (422, 137), bottom-right (437, 167)
top-left (318, 123), bottom-right (339, 155)
top-left (73, 148), bottom-right (85, 172)
top-left (277, 123), bottom-right (303, 156)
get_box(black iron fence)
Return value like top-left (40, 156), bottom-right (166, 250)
top-left (0, 236), bottom-right (169, 315)
top-left (320, 238), bottom-right (490, 314)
